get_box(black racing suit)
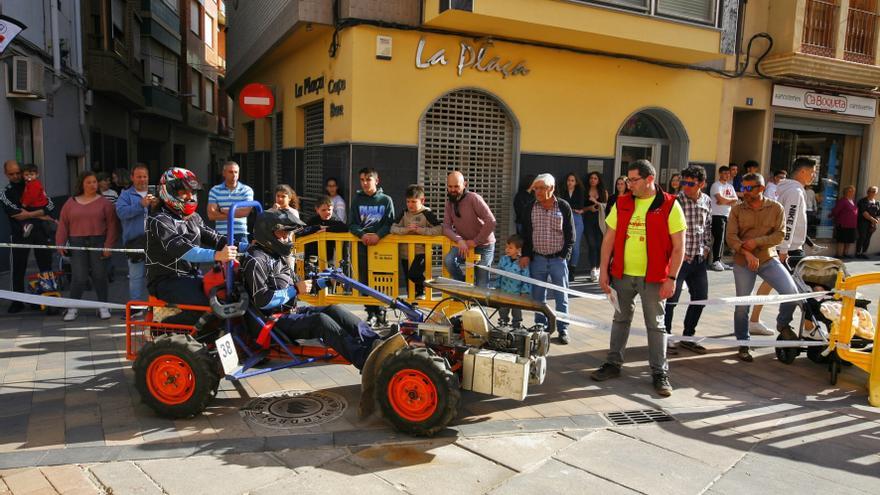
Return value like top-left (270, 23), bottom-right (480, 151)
top-left (241, 245), bottom-right (379, 369)
top-left (145, 205), bottom-right (227, 306)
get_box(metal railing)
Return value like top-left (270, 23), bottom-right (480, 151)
top-left (802, 0), bottom-right (839, 57)
top-left (844, 2), bottom-right (878, 64)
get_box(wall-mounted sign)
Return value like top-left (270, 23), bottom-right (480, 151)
top-left (415, 38), bottom-right (529, 79)
top-left (376, 35), bottom-right (392, 60)
top-left (238, 83), bottom-right (274, 119)
top-left (772, 84), bottom-right (876, 118)
top-left (0, 15), bottom-right (26, 54)
top-left (328, 79), bottom-right (346, 95)
top-left (295, 76), bottom-right (325, 98)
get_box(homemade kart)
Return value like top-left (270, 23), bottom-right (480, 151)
top-left (125, 201), bottom-right (556, 435)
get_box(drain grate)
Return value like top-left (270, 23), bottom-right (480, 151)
top-left (605, 409), bottom-right (675, 426)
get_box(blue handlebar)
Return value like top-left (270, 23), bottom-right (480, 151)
top-left (226, 201), bottom-right (263, 299)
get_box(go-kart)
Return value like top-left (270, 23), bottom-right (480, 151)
top-left (126, 201), bottom-right (555, 436)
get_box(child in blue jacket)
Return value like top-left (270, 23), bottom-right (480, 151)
top-left (496, 234), bottom-right (531, 327)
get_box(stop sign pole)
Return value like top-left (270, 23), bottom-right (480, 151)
top-left (238, 83), bottom-right (275, 119)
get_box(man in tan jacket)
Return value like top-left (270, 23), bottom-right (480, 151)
top-left (726, 173), bottom-right (801, 362)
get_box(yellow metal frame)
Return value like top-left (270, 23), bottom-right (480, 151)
top-left (294, 232), bottom-right (480, 314)
top-left (831, 272), bottom-right (880, 407)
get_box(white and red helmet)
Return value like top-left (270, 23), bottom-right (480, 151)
top-left (159, 167), bottom-right (201, 216)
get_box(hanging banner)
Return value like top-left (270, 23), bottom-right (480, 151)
top-left (0, 15), bottom-right (26, 54)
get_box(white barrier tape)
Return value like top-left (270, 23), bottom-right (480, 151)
top-left (0, 290), bottom-right (126, 310)
top-left (555, 311), bottom-right (828, 349)
top-left (670, 291), bottom-right (833, 307)
top-left (470, 264), bottom-right (606, 301)
top-left (0, 242), bottom-right (143, 254)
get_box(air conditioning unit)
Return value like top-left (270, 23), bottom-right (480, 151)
top-left (8, 56), bottom-right (45, 98)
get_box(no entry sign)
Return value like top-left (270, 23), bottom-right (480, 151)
top-left (238, 83), bottom-right (275, 119)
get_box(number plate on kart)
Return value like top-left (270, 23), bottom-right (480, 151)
top-left (216, 333), bottom-right (239, 375)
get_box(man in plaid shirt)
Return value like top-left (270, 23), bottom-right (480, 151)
top-left (663, 165), bottom-right (712, 354)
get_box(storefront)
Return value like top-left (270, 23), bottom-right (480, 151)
top-left (234, 25), bottom-right (725, 244)
top-left (769, 85), bottom-right (877, 238)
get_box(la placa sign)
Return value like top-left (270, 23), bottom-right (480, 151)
top-left (772, 84), bottom-right (877, 118)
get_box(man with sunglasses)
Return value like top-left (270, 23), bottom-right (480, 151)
top-left (442, 171), bottom-right (496, 287)
top-left (663, 166), bottom-right (712, 355)
top-left (726, 173), bottom-right (800, 362)
top-left (592, 159), bottom-right (686, 397)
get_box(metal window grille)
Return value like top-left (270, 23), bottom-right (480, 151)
top-left (303, 101), bottom-right (324, 212)
top-left (418, 89), bottom-right (515, 253)
top-left (274, 112), bottom-right (284, 187)
top-left (803, 0), bottom-right (839, 57)
top-left (245, 121), bottom-right (255, 186)
top-left (845, 0), bottom-right (878, 64)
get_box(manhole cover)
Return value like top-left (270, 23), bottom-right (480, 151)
top-left (240, 390), bottom-right (347, 429)
top-left (605, 409), bottom-right (674, 426)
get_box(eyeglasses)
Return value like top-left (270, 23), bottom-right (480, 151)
top-left (680, 180), bottom-right (697, 187)
top-left (741, 185), bottom-right (762, 192)
top-left (627, 176), bottom-right (644, 184)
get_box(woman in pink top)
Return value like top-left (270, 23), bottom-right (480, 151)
top-left (831, 185), bottom-right (859, 259)
top-left (56, 171), bottom-right (120, 321)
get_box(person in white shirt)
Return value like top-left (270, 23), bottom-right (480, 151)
top-left (709, 165), bottom-right (738, 271)
top-left (763, 170), bottom-right (787, 201)
top-left (749, 158), bottom-right (817, 335)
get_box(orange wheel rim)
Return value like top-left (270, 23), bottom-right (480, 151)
top-left (146, 354), bottom-right (196, 405)
top-left (387, 368), bottom-right (438, 422)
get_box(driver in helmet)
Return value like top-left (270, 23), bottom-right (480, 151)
top-left (146, 167), bottom-right (239, 305)
top-left (241, 210), bottom-right (380, 369)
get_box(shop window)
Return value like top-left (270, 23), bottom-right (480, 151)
top-left (418, 89), bottom-right (517, 247)
top-left (771, 128), bottom-right (863, 238)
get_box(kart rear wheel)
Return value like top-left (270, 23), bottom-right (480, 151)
top-left (774, 335), bottom-right (799, 364)
top-left (134, 333), bottom-right (220, 418)
top-left (376, 347), bottom-right (460, 437)
top-left (806, 346), bottom-right (829, 364)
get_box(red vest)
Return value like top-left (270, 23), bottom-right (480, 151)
top-left (610, 190), bottom-right (677, 283)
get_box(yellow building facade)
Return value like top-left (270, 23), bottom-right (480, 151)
top-left (229, 0), bottom-right (880, 249)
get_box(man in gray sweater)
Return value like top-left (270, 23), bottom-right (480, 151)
top-left (442, 171), bottom-right (497, 287)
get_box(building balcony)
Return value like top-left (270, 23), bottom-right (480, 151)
top-left (762, 0), bottom-right (880, 88)
top-left (187, 107), bottom-right (219, 134)
top-left (85, 50), bottom-right (145, 108)
top-left (141, 85), bottom-right (183, 121)
top-left (421, 0), bottom-right (725, 65)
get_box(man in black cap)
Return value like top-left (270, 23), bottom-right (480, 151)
top-left (241, 210), bottom-right (380, 369)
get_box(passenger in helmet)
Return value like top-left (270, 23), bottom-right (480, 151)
top-left (241, 210), bottom-right (380, 369)
top-left (146, 167), bottom-right (240, 306)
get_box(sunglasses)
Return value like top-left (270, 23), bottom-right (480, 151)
top-left (741, 185), bottom-right (762, 192)
top-left (680, 180), bottom-right (697, 187)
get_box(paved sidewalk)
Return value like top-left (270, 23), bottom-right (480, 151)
top-left (0, 254), bottom-right (879, 493)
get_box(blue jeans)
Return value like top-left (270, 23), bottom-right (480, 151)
top-left (583, 211), bottom-right (602, 270)
top-left (444, 243), bottom-right (495, 288)
top-left (570, 214), bottom-right (585, 268)
top-left (530, 255), bottom-right (569, 333)
top-left (733, 258), bottom-right (799, 341)
top-left (663, 257), bottom-right (708, 336)
top-left (128, 260), bottom-right (147, 302)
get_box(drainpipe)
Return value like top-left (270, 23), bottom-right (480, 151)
top-left (50, 0), bottom-right (61, 75)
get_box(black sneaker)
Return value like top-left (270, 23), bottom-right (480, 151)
top-left (557, 332), bottom-right (570, 345)
top-left (678, 341), bottom-right (707, 355)
top-left (737, 346), bottom-right (753, 362)
top-left (590, 363), bottom-right (621, 381)
top-left (653, 373), bottom-right (673, 397)
top-left (777, 324), bottom-right (798, 341)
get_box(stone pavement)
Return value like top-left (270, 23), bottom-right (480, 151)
top-left (0, 254), bottom-right (878, 493)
